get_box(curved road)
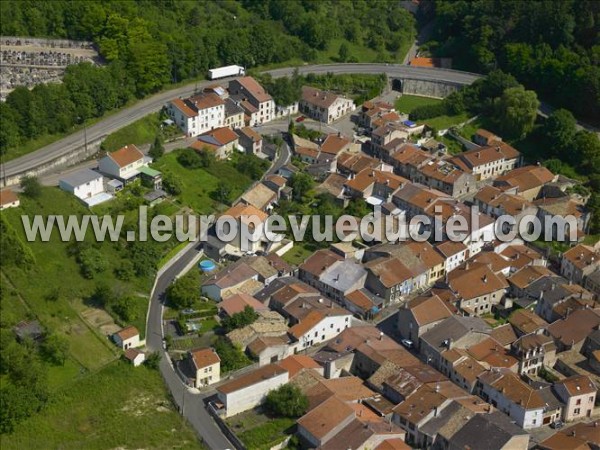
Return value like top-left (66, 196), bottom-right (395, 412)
top-left (1, 64), bottom-right (481, 182)
top-left (145, 141), bottom-right (290, 449)
top-left (146, 241), bottom-right (234, 450)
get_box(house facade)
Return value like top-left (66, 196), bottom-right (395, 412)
top-left (476, 370), bottom-right (544, 429)
top-left (300, 86), bottom-right (355, 124)
top-left (216, 364), bottom-right (288, 417)
top-left (229, 77), bottom-right (275, 125)
top-left (113, 326), bottom-right (140, 350)
top-left (59, 168), bottom-right (104, 201)
top-left (553, 375), bottom-right (597, 422)
top-left (167, 93), bottom-right (225, 137)
top-left (99, 144), bottom-right (147, 182)
top-left (189, 348), bottom-right (221, 388)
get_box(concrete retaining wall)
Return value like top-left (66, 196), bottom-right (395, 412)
top-left (395, 78), bottom-right (463, 98)
top-left (3, 135), bottom-right (105, 187)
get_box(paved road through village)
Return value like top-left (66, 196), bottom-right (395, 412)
top-left (1, 64), bottom-right (481, 182)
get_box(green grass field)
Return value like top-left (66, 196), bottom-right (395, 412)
top-left (1, 362), bottom-right (202, 450)
top-left (227, 409), bottom-right (295, 450)
top-left (424, 112), bottom-right (470, 131)
top-left (0, 185), bottom-right (202, 444)
top-left (394, 94), bottom-right (443, 114)
top-left (394, 95), bottom-right (470, 130)
top-left (101, 113), bottom-right (162, 152)
top-left (281, 243), bottom-right (315, 267)
top-left (153, 151), bottom-right (253, 214)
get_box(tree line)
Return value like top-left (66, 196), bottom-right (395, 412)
top-left (0, 0), bottom-right (414, 159)
top-left (426, 0), bottom-right (599, 124)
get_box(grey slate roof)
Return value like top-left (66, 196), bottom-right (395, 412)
top-left (446, 412), bottom-right (528, 450)
top-left (524, 275), bottom-right (572, 304)
top-left (538, 387), bottom-right (563, 411)
top-left (420, 315), bottom-right (491, 351)
top-left (224, 98), bottom-right (244, 117)
top-left (60, 168), bottom-right (102, 187)
top-left (320, 259), bottom-right (367, 293)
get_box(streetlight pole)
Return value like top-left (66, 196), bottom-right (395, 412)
top-left (83, 120), bottom-right (88, 154)
top-left (77, 117), bottom-right (88, 154)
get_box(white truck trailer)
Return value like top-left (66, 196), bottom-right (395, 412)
top-left (208, 65), bottom-right (245, 80)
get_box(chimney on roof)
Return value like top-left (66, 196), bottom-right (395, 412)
top-left (379, 331), bottom-right (384, 341)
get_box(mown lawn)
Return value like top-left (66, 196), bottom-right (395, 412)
top-left (1, 362), bottom-right (202, 450)
top-left (395, 94), bottom-right (442, 114)
top-left (394, 95), bottom-right (470, 131)
top-left (424, 111), bottom-right (470, 131)
top-left (281, 243), bottom-right (315, 267)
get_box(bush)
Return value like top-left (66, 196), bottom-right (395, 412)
top-left (41, 333), bottom-right (70, 366)
top-left (265, 384), bottom-right (309, 418)
top-left (409, 103), bottom-right (448, 121)
top-left (20, 175), bottom-right (42, 198)
top-left (77, 247), bottom-right (108, 279)
top-left (212, 336), bottom-right (251, 373)
top-left (162, 173), bottom-right (182, 195)
top-left (177, 148), bottom-right (203, 169)
top-left (144, 352), bottom-right (161, 370)
top-left (222, 306), bottom-right (259, 332)
top-left (111, 296), bottom-right (139, 323)
top-left (166, 272), bottom-right (198, 309)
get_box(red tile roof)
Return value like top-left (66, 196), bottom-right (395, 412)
top-left (115, 325), bottom-right (139, 341)
top-left (0, 189), bottom-right (19, 206)
top-left (170, 98), bottom-right (196, 117)
top-left (109, 145), bottom-right (144, 168)
top-left (277, 355), bottom-right (321, 378)
top-left (217, 364), bottom-right (287, 394)
top-left (220, 293), bottom-right (268, 316)
top-left (191, 348), bottom-right (220, 369)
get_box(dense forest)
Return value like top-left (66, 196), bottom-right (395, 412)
top-left (425, 0), bottom-right (599, 124)
top-left (0, 0), bottom-right (415, 158)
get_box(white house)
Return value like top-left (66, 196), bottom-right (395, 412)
top-left (189, 348), bottom-right (221, 388)
top-left (228, 77), bottom-right (276, 126)
top-left (0, 189), bottom-right (20, 210)
top-left (476, 370), bottom-right (545, 429)
top-left (289, 309), bottom-right (352, 350)
top-left (113, 326), bottom-right (140, 350)
top-left (59, 168), bottom-right (107, 204)
top-left (435, 241), bottom-right (468, 273)
top-left (450, 143), bottom-right (521, 181)
top-left (167, 93), bottom-right (226, 137)
top-left (124, 348), bottom-right (146, 367)
top-left (99, 144), bottom-right (148, 182)
top-left (216, 364), bottom-right (288, 417)
top-left (300, 86), bottom-right (355, 124)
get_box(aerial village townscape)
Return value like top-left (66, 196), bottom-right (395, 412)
top-left (0, 1), bottom-right (599, 450)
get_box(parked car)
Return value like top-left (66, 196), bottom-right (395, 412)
top-left (401, 339), bottom-right (414, 349)
top-left (550, 420), bottom-right (564, 429)
top-left (295, 116), bottom-right (305, 122)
